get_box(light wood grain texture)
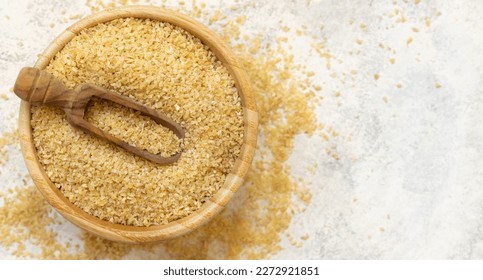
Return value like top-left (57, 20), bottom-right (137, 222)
top-left (14, 67), bottom-right (184, 165)
top-left (18, 6), bottom-right (258, 243)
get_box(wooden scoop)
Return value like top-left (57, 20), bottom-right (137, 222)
top-left (14, 67), bottom-right (185, 165)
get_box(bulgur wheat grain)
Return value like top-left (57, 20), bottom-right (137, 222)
top-left (0, 0), bottom-right (327, 259)
top-left (31, 18), bottom-right (244, 226)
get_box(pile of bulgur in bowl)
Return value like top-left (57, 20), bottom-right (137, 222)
top-left (19, 7), bottom-right (257, 242)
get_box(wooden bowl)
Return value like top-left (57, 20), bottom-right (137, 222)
top-left (18, 6), bottom-right (257, 243)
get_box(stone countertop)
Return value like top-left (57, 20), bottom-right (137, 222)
top-left (1, 0), bottom-right (483, 259)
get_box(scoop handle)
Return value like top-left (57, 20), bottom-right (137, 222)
top-left (13, 67), bottom-right (77, 108)
top-left (13, 67), bottom-right (184, 165)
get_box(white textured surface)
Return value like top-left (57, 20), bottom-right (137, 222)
top-left (1, 0), bottom-right (483, 259)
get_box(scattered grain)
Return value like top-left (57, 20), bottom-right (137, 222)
top-left (2, 0), bottom-right (321, 260)
top-left (69, 14), bottom-right (82, 20)
top-left (406, 36), bottom-right (413, 46)
top-left (0, 130), bottom-right (18, 167)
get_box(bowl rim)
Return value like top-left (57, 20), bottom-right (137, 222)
top-left (18, 5), bottom-right (258, 243)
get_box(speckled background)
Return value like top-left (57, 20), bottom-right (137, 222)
top-left (1, 0), bottom-right (483, 259)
